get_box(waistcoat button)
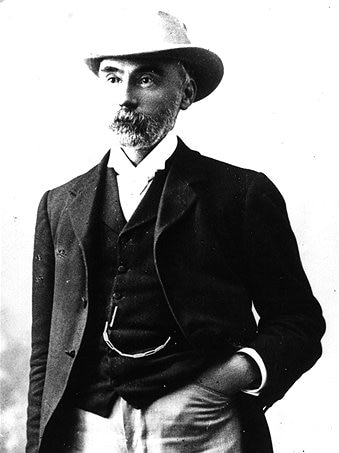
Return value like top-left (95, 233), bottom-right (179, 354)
top-left (81, 296), bottom-right (88, 308)
top-left (117, 265), bottom-right (127, 274)
top-left (112, 292), bottom-right (122, 300)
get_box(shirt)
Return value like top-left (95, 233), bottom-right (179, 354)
top-left (107, 131), bottom-right (178, 221)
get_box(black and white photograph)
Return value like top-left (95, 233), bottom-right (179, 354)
top-left (0, 1), bottom-right (338, 452)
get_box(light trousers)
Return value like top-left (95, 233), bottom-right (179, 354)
top-left (62, 382), bottom-right (244, 453)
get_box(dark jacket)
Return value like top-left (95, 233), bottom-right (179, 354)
top-left (26, 139), bottom-right (325, 452)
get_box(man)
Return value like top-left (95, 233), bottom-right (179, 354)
top-left (26, 9), bottom-right (325, 453)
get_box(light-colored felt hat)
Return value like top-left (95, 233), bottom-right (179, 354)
top-left (84, 9), bottom-right (224, 102)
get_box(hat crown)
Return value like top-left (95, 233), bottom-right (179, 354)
top-left (156, 11), bottom-right (191, 45)
top-left (85, 9), bottom-right (191, 58)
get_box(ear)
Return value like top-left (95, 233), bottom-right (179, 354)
top-left (180, 79), bottom-right (197, 110)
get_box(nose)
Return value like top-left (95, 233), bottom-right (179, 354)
top-left (118, 82), bottom-right (138, 109)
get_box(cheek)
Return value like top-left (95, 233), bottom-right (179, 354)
top-left (138, 93), bottom-right (162, 112)
top-left (140, 91), bottom-right (182, 115)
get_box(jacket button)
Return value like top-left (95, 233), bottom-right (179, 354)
top-left (65, 349), bottom-right (75, 358)
top-left (117, 265), bottom-right (127, 274)
top-left (112, 292), bottom-right (122, 300)
top-left (56, 249), bottom-right (67, 258)
top-left (81, 296), bottom-right (88, 308)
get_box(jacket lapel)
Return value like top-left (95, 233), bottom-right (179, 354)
top-left (67, 151), bottom-right (110, 248)
top-left (155, 139), bottom-right (206, 243)
top-left (101, 167), bottom-right (127, 233)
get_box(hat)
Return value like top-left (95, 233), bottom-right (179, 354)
top-left (83, 9), bottom-right (224, 102)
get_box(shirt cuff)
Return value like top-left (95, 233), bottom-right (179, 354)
top-left (237, 347), bottom-right (267, 396)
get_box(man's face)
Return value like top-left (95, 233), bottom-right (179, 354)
top-left (98, 57), bottom-right (188, 150)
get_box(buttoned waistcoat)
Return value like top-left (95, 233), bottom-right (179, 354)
top-left (26, 139), bottom-right (325, 452)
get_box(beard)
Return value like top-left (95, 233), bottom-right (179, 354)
top-left (108, 99), bottom-right (181, 149)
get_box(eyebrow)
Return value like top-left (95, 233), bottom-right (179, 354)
top-left (99, 65), bottom-right (121, 74)
top-left (99, 64), bottom-right (165, 76)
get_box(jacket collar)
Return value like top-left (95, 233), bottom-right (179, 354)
top-left (67, 140), bottom-right (206, 247)
top-left (154, 138), bottom-right (206, 241)
top-left (67, 151), bottom-right (110, 247)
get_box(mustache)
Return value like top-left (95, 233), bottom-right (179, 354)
top-left (113, 109), bottom-right (150, 128)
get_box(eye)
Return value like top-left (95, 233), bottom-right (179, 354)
top-left (138, 75), bottom-right (155, 86)
top-left (106, 75), bottom-right (121, 84)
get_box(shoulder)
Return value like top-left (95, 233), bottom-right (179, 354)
top-left (49, 163), bottom-right (99, 199)
top-left (205, 154), bottom-right (286, 208)
top-left (178, 140), bottom-right (286, 213)
top-left (183, 142), bottom-right (276, 196)
top-left (47, 150), bottom-right (109, 197)
top-left (177, 138), bottom-right (258, 183)
top-left (36, 153), bottom-right (108, 222)
top-left (199, 152), bottom-right (258, 183)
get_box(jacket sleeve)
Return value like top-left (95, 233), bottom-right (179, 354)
top-left (26, 191), bottom-right (55, 452)
top-left (243, 173), bottom-right (325, 408)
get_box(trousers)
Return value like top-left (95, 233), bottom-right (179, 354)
top-left (62, 382), bottom-right (244, 453)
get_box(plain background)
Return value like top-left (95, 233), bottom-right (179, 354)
top-left (1, 0), bottom-right (338, 452)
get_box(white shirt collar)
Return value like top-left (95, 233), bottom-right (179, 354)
top-left (107, 131), bottom-right (178, 181)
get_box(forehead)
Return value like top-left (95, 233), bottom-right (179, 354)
top-left (98, 57), bottom-right (180, 75)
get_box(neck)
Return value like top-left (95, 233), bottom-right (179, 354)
top-left (120, 136), bottom-right (166, 166)
top-left (121, 146), bottom-right (154, 166)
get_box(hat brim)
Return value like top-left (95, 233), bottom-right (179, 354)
top-left (84, 46), bottom-right (224, 102)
